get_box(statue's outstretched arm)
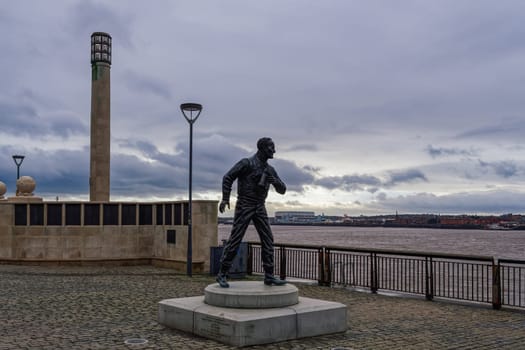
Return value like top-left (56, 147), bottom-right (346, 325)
top-left (220, 158), bottom-right (249, 212)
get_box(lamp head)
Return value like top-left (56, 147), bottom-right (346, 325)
top-left (12, 155), bottom-right (25, 166)
top-left (180, 103), bottom-right (203, 123)
top-left (91, 32), bottom-right (112, 65)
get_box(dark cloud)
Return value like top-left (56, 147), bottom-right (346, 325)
top-left (0, 143), bottom-right (185, 198)
top-left (66, 1), bottom-right (135, 48)
top-left (455, 120), bottom-right (525, 140)
top-left (110, 153), bottom-right (184, 195)
top-left (119, 140), bottom-right (158, 157)
top-left (303, 165), bottom-right (321, 174)
top-left (283, 200), bottom-right (304, 207)
top-left (376, 192), bottom-right (387, 201)
top-left (114, 136), bottom-right (236, 194)
top-left (51, 114), bottom-right (89, 137)
top-left (0, 146), bottom-right (89, 196)
top-left (271, 159), bottom-right (315, 193)
top-left (426, 145), bottom-right (477, 158)
top-left (0, 100), bottom-right (88, 139)
top-left (419, 158), bottom-right (525, 182)
top-left (0, 101), bottom-right (39, 136)
top-left (368, 190), bottom-right (525, 215)
top-left (114, 134), bottom-right (316, 195)
top-left (440, 3), bottom-right (525, 60)
top-left (284, 144), bottom-right (318, 152)
top-left (385, 169), bottom-right (427, 187)
top-left (479, 160), bottom-right (520, 178)
top-left (315, 174), bottom-right (382, 192)
top-left (123, 71), bottom-right (172, 100)
top-left (314, 168), bottom-right (427, 193)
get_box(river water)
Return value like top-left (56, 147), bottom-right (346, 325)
top-left (218, 225), bottom-right (525, 260)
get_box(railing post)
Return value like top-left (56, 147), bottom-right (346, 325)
top-left (318, 247), bottom-right (324, 286)
top-left (247, 243), bottom-right (253, 275)
top-left (279, 246), bottom-right (287, 280)
top-left (324, 248), bottom-right (331, 286)
top-left (492, 258), bottom-right (501, 310)
top-left (425, 256), bottom-right (434, 301)
top-left (370, 252), bottom-right (378, 293)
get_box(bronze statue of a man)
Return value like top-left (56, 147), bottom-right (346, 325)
top-left (216, 137), bottom-right (287, 288)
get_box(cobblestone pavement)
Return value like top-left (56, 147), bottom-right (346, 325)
top-left (1, 265), bottom-right (524, 350)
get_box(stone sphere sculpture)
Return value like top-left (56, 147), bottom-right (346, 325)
top-left (0, 181), bottom-right (6, 199)
top-left (16, 176), bottom-right (36, 196)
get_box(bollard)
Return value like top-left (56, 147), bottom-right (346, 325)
top-left (492, 259), bottom-right (502, 310)
top-left (280, 246), bottom-right (287, 280)
top-left (425, 256), bottom-right (434, 301)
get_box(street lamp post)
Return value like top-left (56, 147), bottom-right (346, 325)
top-left (12, 155), bottom-right (25, 180)
top-left (12, 155), bottom-right (25, 196)
top-left (180, 103), bottom-right (202, 277)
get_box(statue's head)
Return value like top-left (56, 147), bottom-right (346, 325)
top-left (257, 137), bottom-right (275, 159)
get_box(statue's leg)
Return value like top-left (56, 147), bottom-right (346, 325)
top-left (252, 205), bottom-right (274, 276)
top-left (253, 205), bottom-right (286, 286)
top-left (219, 204), bottom-right (255, 273)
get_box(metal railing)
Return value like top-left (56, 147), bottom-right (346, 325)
top-left (499, 258), bottom-right (525, 308)
top-left (247, 242), bottom-right (525, 310)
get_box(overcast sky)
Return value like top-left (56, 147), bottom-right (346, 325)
top-left (1, 1), bottom-right (525, 216)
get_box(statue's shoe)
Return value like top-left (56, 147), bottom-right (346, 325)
top-left (264, 275), bottom-right (287, 286)
top-left (216, 274), bottom-right (230, 288)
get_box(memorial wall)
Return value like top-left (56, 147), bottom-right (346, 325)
top-left (0, 200), bottom-right (218, 272)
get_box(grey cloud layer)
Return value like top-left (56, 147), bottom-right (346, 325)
top-left (426, 145), bottom-right (478, 158)
top-left (367, 190), bottom-right (525, 215)
top-left (313, 169), bottom-right (427, 192)
top-left (0, 100), bottom-right (87, 138)
top-left (0, 137), bottom-right (426, 198)
top-left (1, 1), bottom-right (525, 214)
top-left (478, 160), bottom-right (521, 179)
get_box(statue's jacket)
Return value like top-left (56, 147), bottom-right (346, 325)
top-left (222, 155), bottom-right (286, 207)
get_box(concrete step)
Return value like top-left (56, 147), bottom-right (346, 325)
top-left (204, 281), bottom-right (298, 308)
top-left (159, 282), bottom-right (347, 347)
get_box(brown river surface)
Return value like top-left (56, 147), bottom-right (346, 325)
top-left (218, 225), bottom-right (525, 260)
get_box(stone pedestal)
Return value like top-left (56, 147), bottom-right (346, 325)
top-left (158, 281), bottom-right (347, 347)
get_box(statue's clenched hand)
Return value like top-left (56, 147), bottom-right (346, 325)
top-left (219, 200), bottom-right (230, 213)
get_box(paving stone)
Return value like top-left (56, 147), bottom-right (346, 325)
top-left (0, 264), bottom-right (524, 349)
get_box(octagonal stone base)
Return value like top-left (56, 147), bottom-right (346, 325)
top-left (159, 281), bottom-right (347, 347)
top-left (204, 281), bottom-right (299, 308)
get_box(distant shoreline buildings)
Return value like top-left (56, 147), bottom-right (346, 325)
top-left (274, 211), bottom-right (320, 224)
top-left (218, 211), bottom-right (525, 230)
